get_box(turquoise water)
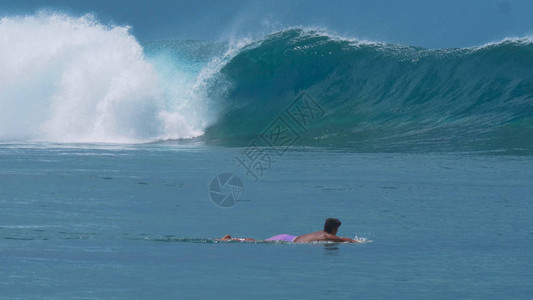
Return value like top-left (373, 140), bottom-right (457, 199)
top-left (1, 144), bottom-right (532, 298)
top-left (203, 29), bottom-right (533, 154)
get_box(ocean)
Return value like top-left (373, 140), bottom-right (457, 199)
top-left (1, 13), bottom-right (533, 299)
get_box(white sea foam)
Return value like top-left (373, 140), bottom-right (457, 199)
top-left (0, 12), bottom-right (208, 143)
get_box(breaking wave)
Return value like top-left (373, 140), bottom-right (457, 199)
top-left (1, 13), bottom-right (532, 153)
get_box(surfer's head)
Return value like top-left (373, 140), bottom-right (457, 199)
top-left (324, 218), bottom-right (341, 234)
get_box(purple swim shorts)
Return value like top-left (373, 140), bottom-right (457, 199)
top-left (265, 234), bottom-right (297, 242)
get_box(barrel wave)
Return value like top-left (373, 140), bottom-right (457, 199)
top-left (1, 13), bottom-right (532, 153)
top-left (204, 29), bottom-right (533, 154)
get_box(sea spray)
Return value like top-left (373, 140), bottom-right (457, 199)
top-left (0, 13), bottom-right (208, 143)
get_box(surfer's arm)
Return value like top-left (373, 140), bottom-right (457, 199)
top-left (339, 237), bottom-right (361, 243)
top-left (326, 234), bottom-right (361, 243)
top-left (218, 234), bottom-right (255, 242)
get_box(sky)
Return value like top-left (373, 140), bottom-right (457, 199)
top-left (1, 0), bottom-right (532, 48)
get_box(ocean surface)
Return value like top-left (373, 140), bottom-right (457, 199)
top-left (1, 13), bottom-right (533, 299)
top-left (1, 144), bottom-right (532, 299)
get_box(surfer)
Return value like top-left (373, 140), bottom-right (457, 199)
top-left (220, 218), bottom-right (361, 243)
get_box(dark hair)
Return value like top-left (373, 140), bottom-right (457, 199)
top-left (324, 218), bottom-right (341, 234)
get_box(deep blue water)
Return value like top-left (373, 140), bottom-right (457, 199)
top-left (1, 144), bottom-right (532, 299)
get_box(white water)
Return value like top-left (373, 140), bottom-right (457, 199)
top-left (0, 13), bottom-right (207, 143)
